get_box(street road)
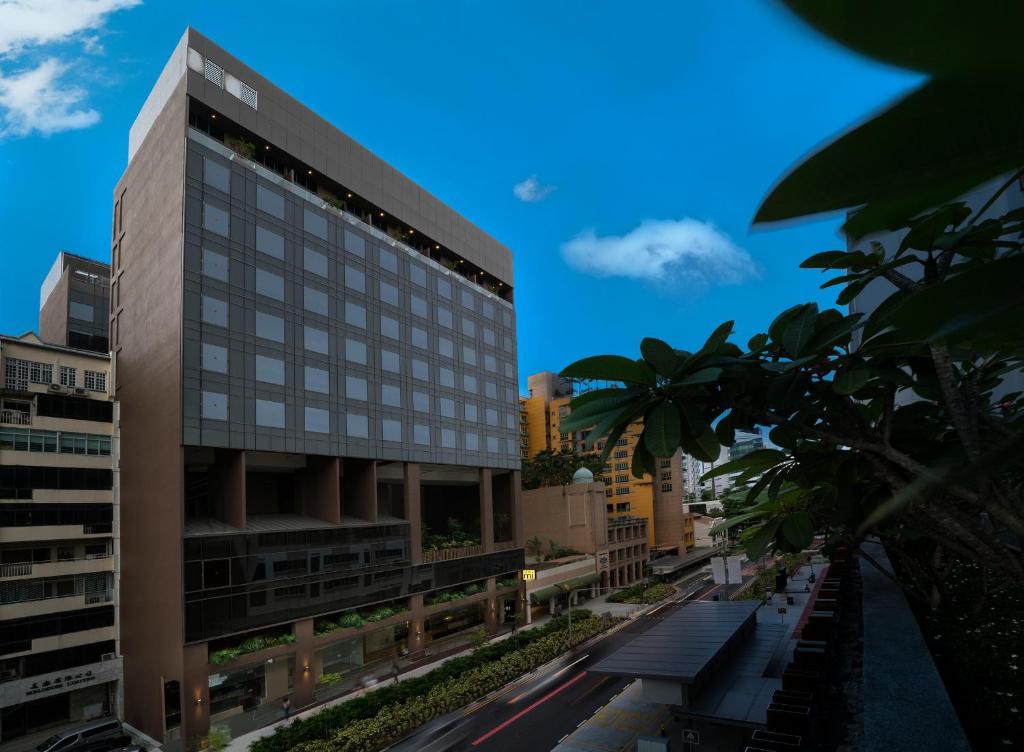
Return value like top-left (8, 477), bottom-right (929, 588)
top-left (399, 575), bottom-right (720, 752)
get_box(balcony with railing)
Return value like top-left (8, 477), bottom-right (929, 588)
top-left (0, 554), bottom-right (114, 580)
top-left (0, 408), bottom-right (31, 426)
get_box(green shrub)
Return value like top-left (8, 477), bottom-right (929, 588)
top-left (251, 611), bottom-right (610, 752)
top-left (606, 583), bottom-right (674, 605)
top-left (201, 725), bottom-right (231, 752)
top-left (339, 613), bottom-right (367, 629)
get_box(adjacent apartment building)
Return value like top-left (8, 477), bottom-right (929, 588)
top-left (39, 253), bottom-right (111, 355)
top-left (0, 327), bottom-right (118, 742)
top-left (520, 371), bottom-right (690, 553)
top-left (113, 29), bottom-right (523, 745)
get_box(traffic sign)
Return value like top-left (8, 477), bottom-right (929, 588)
top-left (681, 729), bottom-right (700, 745)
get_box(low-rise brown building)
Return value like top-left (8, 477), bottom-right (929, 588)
top-left (521, 471), bottom-right (648, 593)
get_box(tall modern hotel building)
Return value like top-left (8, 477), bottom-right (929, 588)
top-left (114, 29), bottom-right (523, 744)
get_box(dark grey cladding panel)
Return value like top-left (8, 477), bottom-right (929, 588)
top-left (592, 600), bottom-right (760, 682)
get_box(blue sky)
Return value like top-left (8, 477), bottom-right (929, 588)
top-left (0, 1), bottom-right (919, 392)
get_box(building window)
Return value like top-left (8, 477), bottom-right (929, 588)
top-left (380, 315), bottom-right (400, 340)
top-left (203, 157), bottom-right (230, 192)
top-left (615, 475), bottom-right (628, 483)
top-left (202, 248), bottom-right (229, 282)
top-left (463, 374), bottom-right (477, 394)
top-left (487, 436), bottom-right (499, 453)
top-left (255, 355), bottom-right (284, 385)
top-left (438, 337), bottom-right (454, 358)
top-left (345, 265), bottom-right (365, 293)
top-left (464, 402), bottom-right (477, 423)
top-left (200, 345), bottom-right (227, 375)
top-left (255, 225), bottom-right (284, 260)
top-left (412, 359), bottom-right (429, 382)
top-left (304, 286), bottom-right (329, 315)
top-left (411, 295), bottom-right (428, 319)
top-left (201, 391), bottom-right (227, 420)
top-left (345, 302), bottom-right (366, 328)
top-left (379, 248), bottom-right (398, 274)
top-left (70, 301), bottom-right (94, 322)
top-left (303, 208), bottom-right (327, 240)
top-left (411, 391), bottom-right (428, 415)
top-left (615, 487), bottom-right (630, 495)
top-left (256, 185), bottom-right (284, 218)
top-left (461, 289), bottom-right (475, 311)
top-left (303, 247), bottom-right (327, 278)
top-left (661, 471), bottom-right (672, 480)
top-left (382, 419), bottom-right (401, 442)
top-left (440, 398), bottom-right (455, 418)
top-left (380, 280), bottom-right (399, 307)
top-left (304, 366), bottom-right (329, 394)
top-left (345, 376), bottom-right (367, 401)
top-left (439, 367), bottom-right (454, 388)
top-left (615, 462), bottom-right (628, 471)
top-left (660, 460), bottom-right (672, 468)
top-left (465, 432), bottom-right (479, 451)
top-left (381, 350), bottom-right (400, 374)
top-left (59, 366), bottom-right (76, 387)
top-left (345, 338), bottom-right (367, 365)
top-left (437, 307), bottom-right (453, 329)
top-left (255, 399), bottom-right (285, 428)
top-left (411, 327), bottom-right (428, 350)
top-left (661, 483), bottom-right (673, 492)
top-left (441, 428), bottom-right (456, 448)
top-left (462, 345), bottom-right (476, 367)
top-left (304, 407), bottom-right (329, 434)
top-left (381, 384), bottom-right (401, 408)
top-left (414, 424), bottom-right (430, 445)
top-left (203, 202), bottom-right (229, 237)
top-left (304, 326), bottom-right (329, 355)
top-left (616, 438), bottom-right (628, 446)
top-left (483, 328), bottom-right (495, 346)
top-left (613, 450), bottom-right (627, 459)
top-left (254, 311), bottom-right (283, 342)
top-left (410, 264), bottom-right (426, 287)
top-left (255, 268), bottom-right (284, 300)
top-left (202, 296), bottom-right (228, 327)
top-left (346, 413), bottom-right (369, 438)
top-left (343, 229), bottom-right (365, 258)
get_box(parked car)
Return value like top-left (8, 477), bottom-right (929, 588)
top-left (36, 719), bottom-right (124, 752)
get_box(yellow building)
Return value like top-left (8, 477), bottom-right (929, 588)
top-left (520, 371), bottom-right (691, 554)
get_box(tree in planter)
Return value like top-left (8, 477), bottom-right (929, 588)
top-left (521, 449), bottom-right (606, 489)
top-left (525, 536), bottom-right (544, 560)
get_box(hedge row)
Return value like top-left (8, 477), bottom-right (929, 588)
top-left (250, 609), bottom-right (597, 752)
top-left (606, 582), bottom-right (675, 604)
top-left (292, 617), bottom-right (613, 752)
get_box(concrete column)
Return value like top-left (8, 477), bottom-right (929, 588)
top-left (510, 470), bottom-right (523, 546)
top-left (212, 449), bottom-right (246, 529)
top-left (182, 643), bottom-right (210, 745)
top-left (342, 459), bottom-right (377, 522)
top-left (403, 463), bottom-right (422, 564)
top-left (293, 619), bottom-right (315, 708)
top-left (298, 456), bottom-right (341, 524)
top-left (408, 594), bottom-right (426, 658)
top-left (480, 468), bottom-right (494, 553)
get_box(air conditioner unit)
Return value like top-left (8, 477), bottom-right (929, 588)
top-left (74, 388), bottom-right (87, 395)
top-left (101, 652), bottom-right (116, 661)
top-left (48, 383), bottom-right (63, 392)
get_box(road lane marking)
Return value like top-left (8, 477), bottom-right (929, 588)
top-left (471, 671), bottom-right (590, 746)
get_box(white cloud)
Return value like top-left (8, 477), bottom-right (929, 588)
top-left (513, 174), bottom-right (556, 202)
top-left (0, 0), bottom-right (140, 56)
top-left (561, 219), bottom-right (758, 288)
top-left (0, 0), bottom-right (140, 138)
top-left (0, 58), bottom-right (99, 136)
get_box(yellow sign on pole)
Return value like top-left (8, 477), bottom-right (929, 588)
top-left (521, 569), bottom-right (536, 581)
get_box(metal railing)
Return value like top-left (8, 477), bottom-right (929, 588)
top-left (83, 523), bottom-right (113, 534)
top-left (421, 544), bottom-right (485, 563)
top-left (0, 410), bottom-right (30, 426)
top-left (0, 563), bottom-right (32, 577)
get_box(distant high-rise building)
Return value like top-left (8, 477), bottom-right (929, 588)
top-left (39, 252), bottom-right (111, 353)
top-left (519, 371), bottom-right (690, 553)
top-left (114, 29), bottom-right (523, 745)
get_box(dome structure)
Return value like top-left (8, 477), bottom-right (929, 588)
top-left (571, 467), bottom-right (594, 485)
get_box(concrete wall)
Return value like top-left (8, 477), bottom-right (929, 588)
top-left (521, 481), bottom-right (607, 556)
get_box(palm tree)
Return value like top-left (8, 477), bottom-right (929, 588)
top-left (526, 536), bottom-right (544, 560)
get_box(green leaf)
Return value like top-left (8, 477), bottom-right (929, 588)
top-left (768, 426), bottom-right (798, 450)
top-left (782, 304), bottom-right (818, 358)
top-left (568, 387), bottom-right (633, 410)
top-left (756, 78), bottom-right (1024, 238)
top-left (715, 414), bottom-right (735, 447)
top-left (800, 250), bottom-right (849, 269)
top-left (835, 277), bottom-right (872, 306)
top-left (677, 367), bottom-right (722, 386)
top-left (631, 439), bottom-right (654, 479)
top-left (743, 517), bottom-right (782, 560)
top-left (808, 312), bottom-right (863, 351)
top-left (559, 393), bottom-right (636, 432)
top-left (693, 321), bottom-right (734, 361)
top-left (833, 367), bottom-right (871, 395)
top-left (560, 355), bottom-right (655, 386)
top-left (780, 511), bottom-right (814, 549)
top-left (781, 1), bottom-right (1024, 75)
top-left (701, 448), bottom-right (786, 481)
top-left (644, 403), bottom-right (681, 457)
top-left (747, 333), bottom-right (768, 352)
top-left (640, 338), bottom-right (680, 377)
top-left (769, 304), bottom-right (809, 346)
top-left (684, 425), bottom-right (721, 463)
